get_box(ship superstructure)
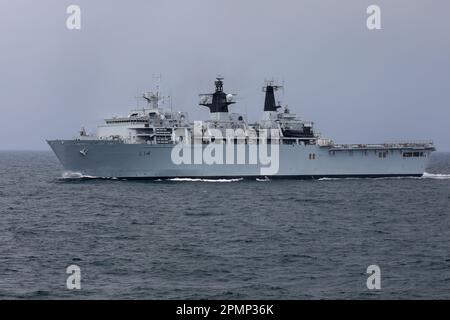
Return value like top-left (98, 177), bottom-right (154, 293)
top-left (94, 90), bottom-right (189, 145)
top-left (47, 77), bottom-right (435, 179)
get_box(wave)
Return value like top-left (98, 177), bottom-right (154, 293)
top-left (422, 172), bottom-right (450, 180)
top-left (60, 171), bottom-right (116, 180)
top-left (317, 177), bottom-right (370, 181)
top-left (60, 172), bottom-right (450, 181)
top-left (318, 177), bottom-right (340, 181)
top-left (167, 178), bottom-right (243, 183)
top-left (318, 172), bottom-right (450, 181)
top-left (61, 171), bottom-right (93, 179)
top-left (317, 176), bottom-right (418, 181)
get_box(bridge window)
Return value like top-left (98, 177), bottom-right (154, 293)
top-left (403, 152), bottom-right (425, 158)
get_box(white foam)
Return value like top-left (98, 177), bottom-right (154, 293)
top-left (317, 173), bottom-right (450, 181)
top-left (422, 172), bottom-right (450, 180)
top-left (167, 178), bottom-right (243, 183)
top-left (317, 177), bottom-right (366, 181)
top-left (61, 171), bottom-right (85, 179)
top-left (61, 171), bottom-right (101, 179)
top-left (60, 172), bottom-right (450, 181)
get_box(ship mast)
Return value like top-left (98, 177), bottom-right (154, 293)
top-left (199, 77), bottom-right (236, 120)
top-left (263, 80), bottom-right (282, 112)
top-left (142, 74), bottom-right (164, 110)
top-left (262, 80), bottom-right (282, 121)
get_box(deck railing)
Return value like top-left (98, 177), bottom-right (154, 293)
top-left (330, 140), bottom-right (434, 150)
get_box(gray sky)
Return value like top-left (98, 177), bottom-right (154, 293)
top-left (1, 0), bottom-right (449, 150)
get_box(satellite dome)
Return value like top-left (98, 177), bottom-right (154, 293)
top-left (200, 96), bottom-right (209, 104)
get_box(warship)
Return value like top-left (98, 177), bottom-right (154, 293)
top-left (47, 77), bottom-right (435, 179)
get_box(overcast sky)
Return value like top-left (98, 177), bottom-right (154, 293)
top-left (0, 0), bottom-right (449, 150)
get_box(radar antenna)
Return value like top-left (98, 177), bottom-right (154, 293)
top-left (199, 77), bottom-right (237, 113)
top-left (262, 79), bottom-right (283, 112)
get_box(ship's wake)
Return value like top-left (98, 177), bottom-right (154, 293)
top-left (166, 178), bottom-right (243, 183)
top-left (61, 171), bottom-right (95, 179)
top-left (60, 171), bottom-right (118, 180)
top-left (59, 172), bottom-right (450, 182)
top-left (422, 172), bottom-right (450, 179)
top-left (318, 172), bottom-right (450, 181)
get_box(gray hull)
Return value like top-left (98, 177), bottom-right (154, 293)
top-left (47, 140), bottom-right (432, 179)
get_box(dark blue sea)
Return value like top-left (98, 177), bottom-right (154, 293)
top-left (0, 151), bottom-right (449, 299)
